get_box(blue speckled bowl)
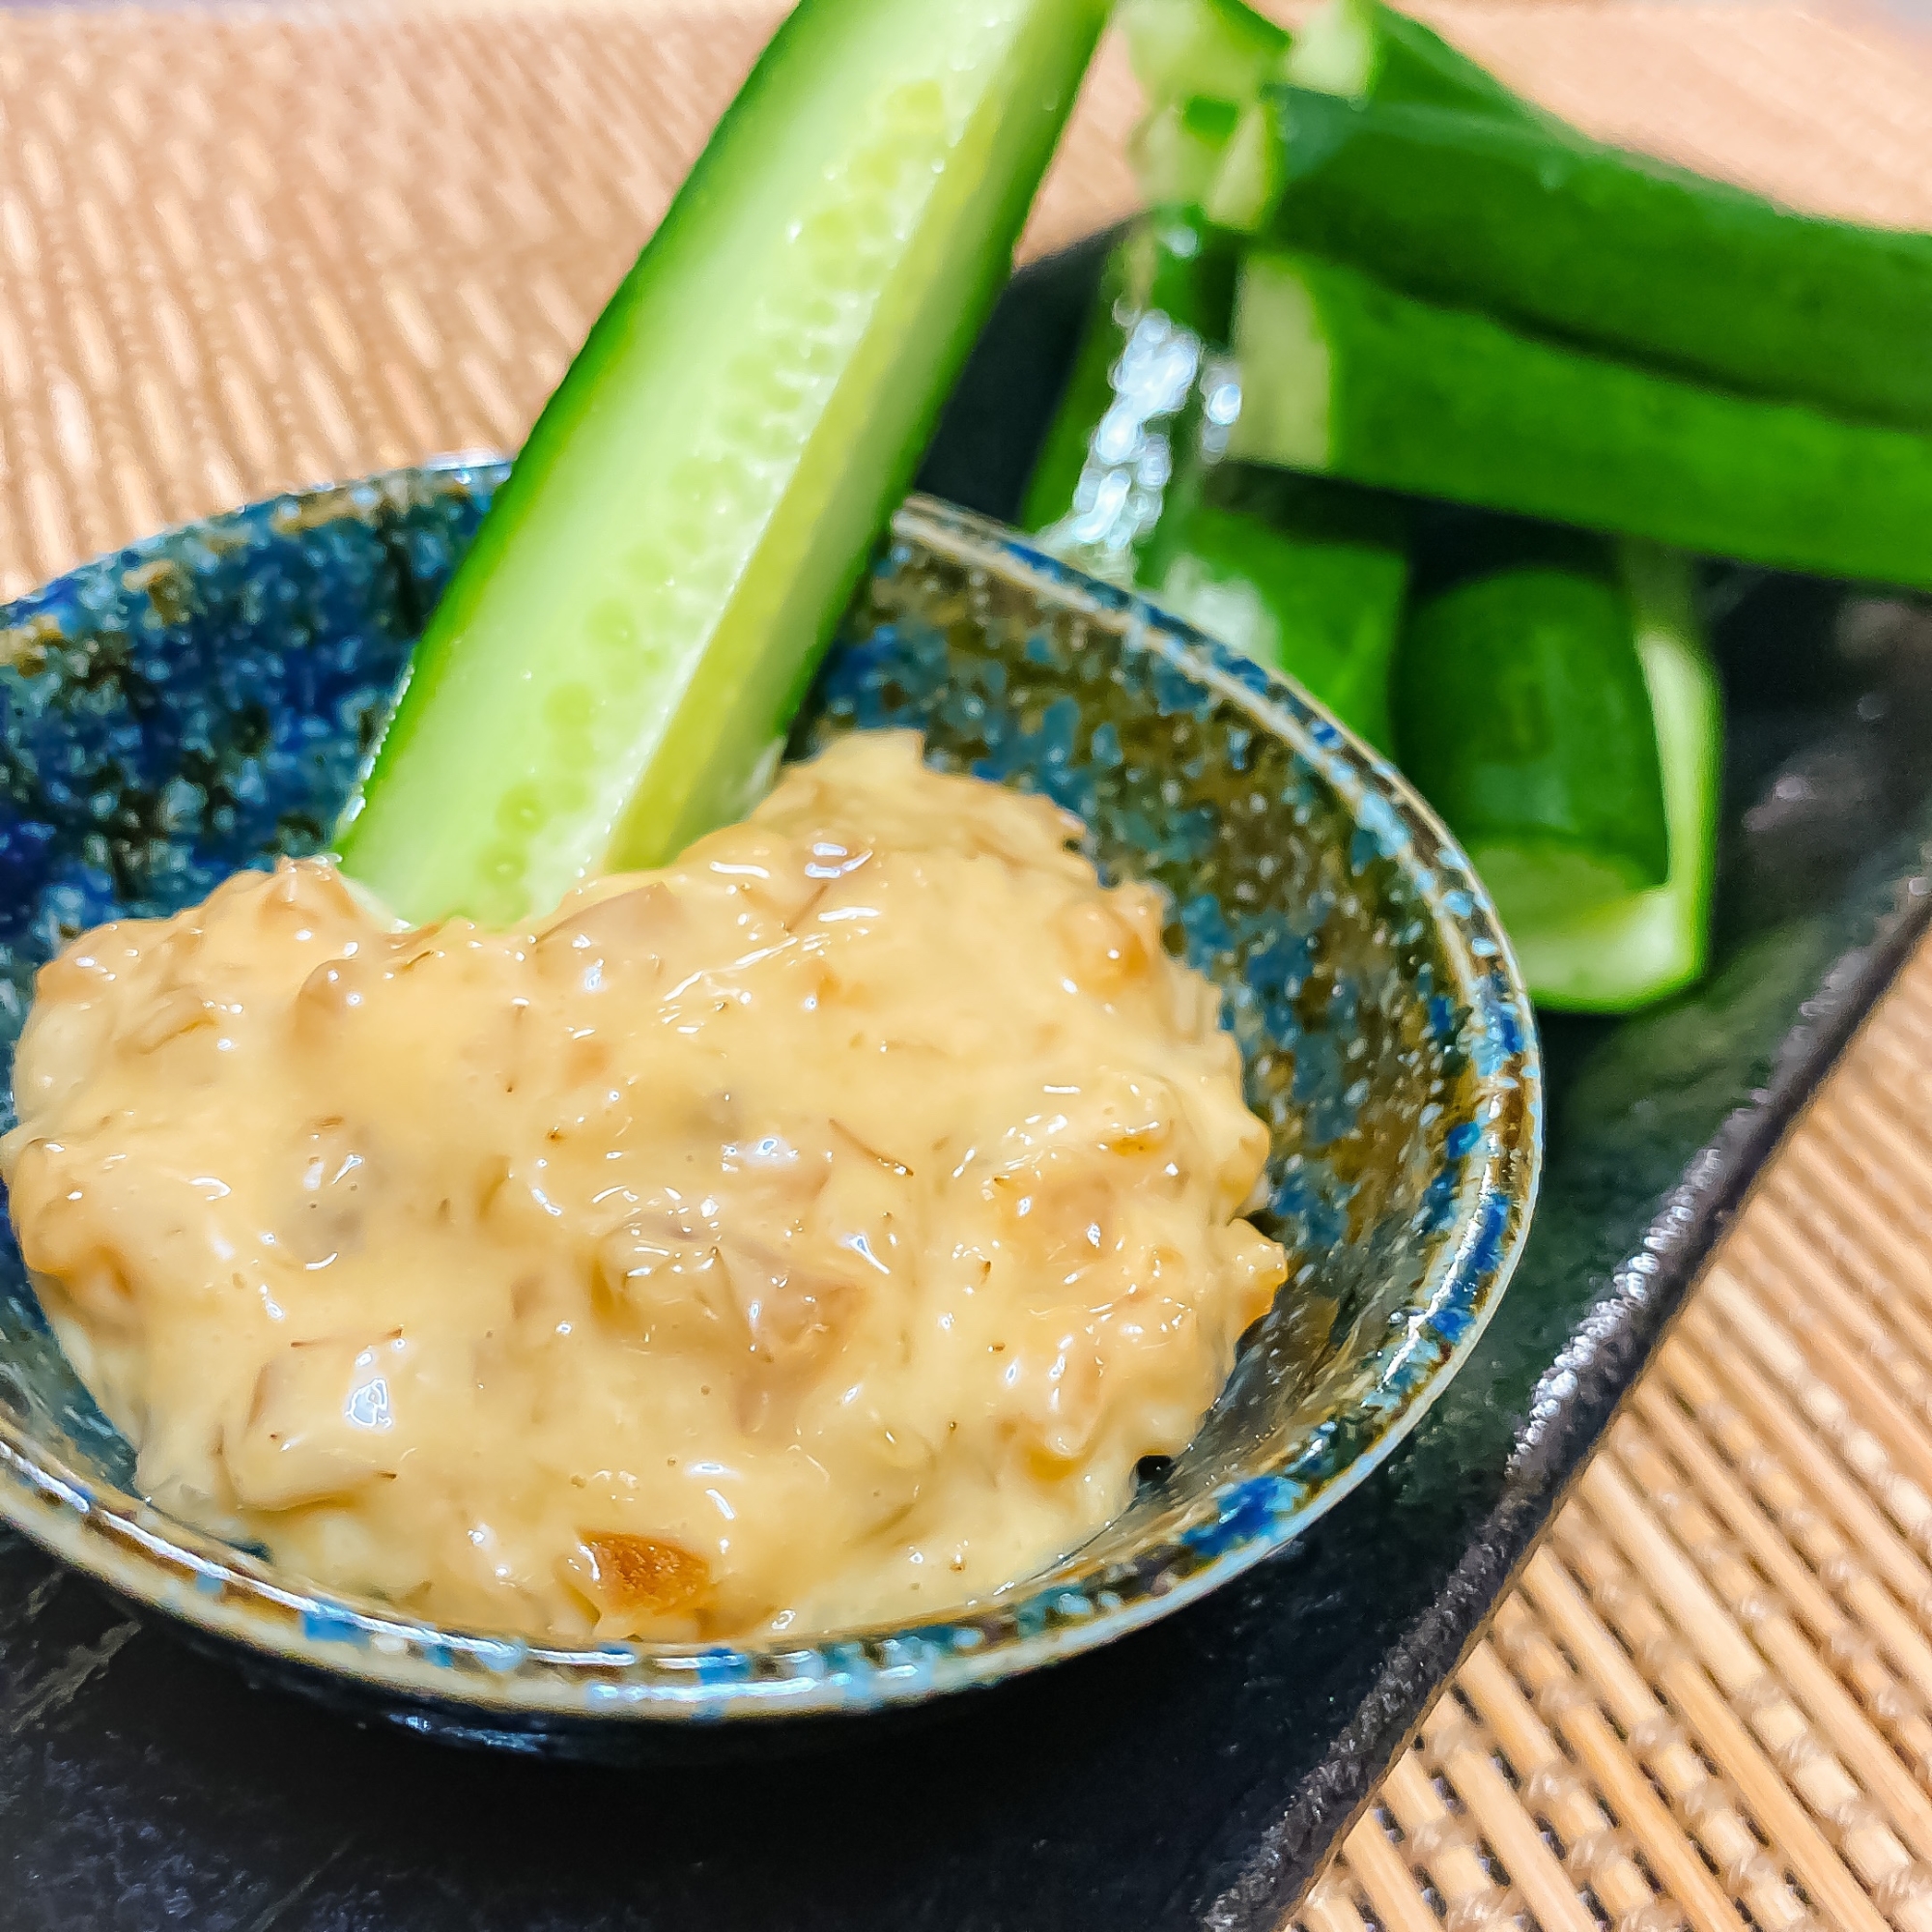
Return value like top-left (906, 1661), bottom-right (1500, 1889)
top-left (0, 461), bottom-right (1539, 1752)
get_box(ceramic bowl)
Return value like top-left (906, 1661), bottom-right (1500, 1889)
top-left (0, 459), bottom-right (1539, 1754)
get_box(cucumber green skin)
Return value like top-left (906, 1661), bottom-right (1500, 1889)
top-left (1391, 526), bottom-right (1669, 893)
top-left (1266, 90), bottom-right (1932, 433)
top-left (1219, 3), bottom-right (1567, 237)
top-left (336, 0), bottom-right (1111, 926)
top-left (1122, 0), bottom-right (1289, 109)
top-left (1149, 467), bottom-right (1407, 749)
top-left (1509, 543), bottom-right (1719, 1012)
top-left (1233, 251), bottom-right (1932, 592)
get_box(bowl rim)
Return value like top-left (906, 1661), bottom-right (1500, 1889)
top-left (0, 460), bottom-right (1542, 1725)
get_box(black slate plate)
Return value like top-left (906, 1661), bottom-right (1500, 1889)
top-left (6, 238), bottom-right (1932, 1931)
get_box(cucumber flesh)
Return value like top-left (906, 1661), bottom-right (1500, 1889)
top-left (1466, 843), bottom-right (1652, 929)
top-left (335, 0), bottom-right (1110, 925)
top-left (1202, 100), bottom-right (1283, 231)
top-left (1231, 255), bottom-right (1332, 469)
top-left (1281, 0), bottom-right (1389, 96)
top-left (1506, 544), bottom-right (1720, 1011)
top-left (1264, 88), bottom-right (1932, 433)
top-left (1121, 0), bottom-right (1292, 219)
top-left (1393, 534), bottom-right (1669, 895)
top-left (1133, 96), bottom-right (1243, 207)
top-left (1231, 249), bottom-right (1932, 591)
top-left (1122, 0), bottom-right (1290, 110)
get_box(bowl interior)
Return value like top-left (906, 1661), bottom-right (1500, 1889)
top-left (0, 463), bottom-right (1537, 1725)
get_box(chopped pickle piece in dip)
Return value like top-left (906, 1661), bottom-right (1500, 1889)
top-left (1, 732), bottom-right (1286, 1640)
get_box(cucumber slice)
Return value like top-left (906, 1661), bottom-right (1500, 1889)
top-left (1122, 0), bottom-right (1290, 110)
top-left (1231, 249), bottom-right (1932, 591)
top-left (1285, 0), bottom-right (1554, 125)
top-left (336, 0), bottom-right (1110, 925)
top-left (1507, 544), bottom-right (1720, 1011)
top-left (1149, 466), bottom-right (1407, 750)
top-left (1392, 527), bottom-right (1670, 904)
top-left (1263, 88), bottom-right (1932, 433)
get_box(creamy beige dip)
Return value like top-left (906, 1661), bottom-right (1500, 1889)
top-left (2, 732), bottom-right (1285, 1641)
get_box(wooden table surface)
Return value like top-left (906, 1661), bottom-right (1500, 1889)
top-left (8, 3), bottom-right (1932, 1925)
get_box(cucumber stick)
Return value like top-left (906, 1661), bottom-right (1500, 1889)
top-left (1506, 545), bottom-right (1720, 1011)
top-left (1126, 0), bottom-right (1554, 230)
top-left (1231, 250), bottom-right (1932, 591)
top-left (336, 0), bottom-right (1110, 926)
top-left (1023, 216), bottom-right (1407, 748)
top-left (1393, 526), bottom-right (1669, 913)
top-left (1121, 0), bottom-right (1291, 210)
top-left (1122, 0), bottom-right (1289, 111)
top-left (1147, 467), bottom-right (1407, 750)
top-left (1284, 0), bottom-right (1549, 127)
top-left (1023, 213), bottom-right (1236, 586)
top-left (1394, 534), bottom-right (1716, 1010)
top-left (1121, 0), bottom-right (1533, 122)
top-left (1263, 89), bottom-right (1932, 432)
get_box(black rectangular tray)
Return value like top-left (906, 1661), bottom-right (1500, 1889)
top-left (6, 237), bottom-right (1932, 1931)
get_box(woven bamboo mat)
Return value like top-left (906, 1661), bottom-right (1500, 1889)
top-left (5, 2), bottom-right (1932, 1925)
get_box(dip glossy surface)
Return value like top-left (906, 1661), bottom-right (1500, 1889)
top-left (2, 732), bottom-right (1283, 1640)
